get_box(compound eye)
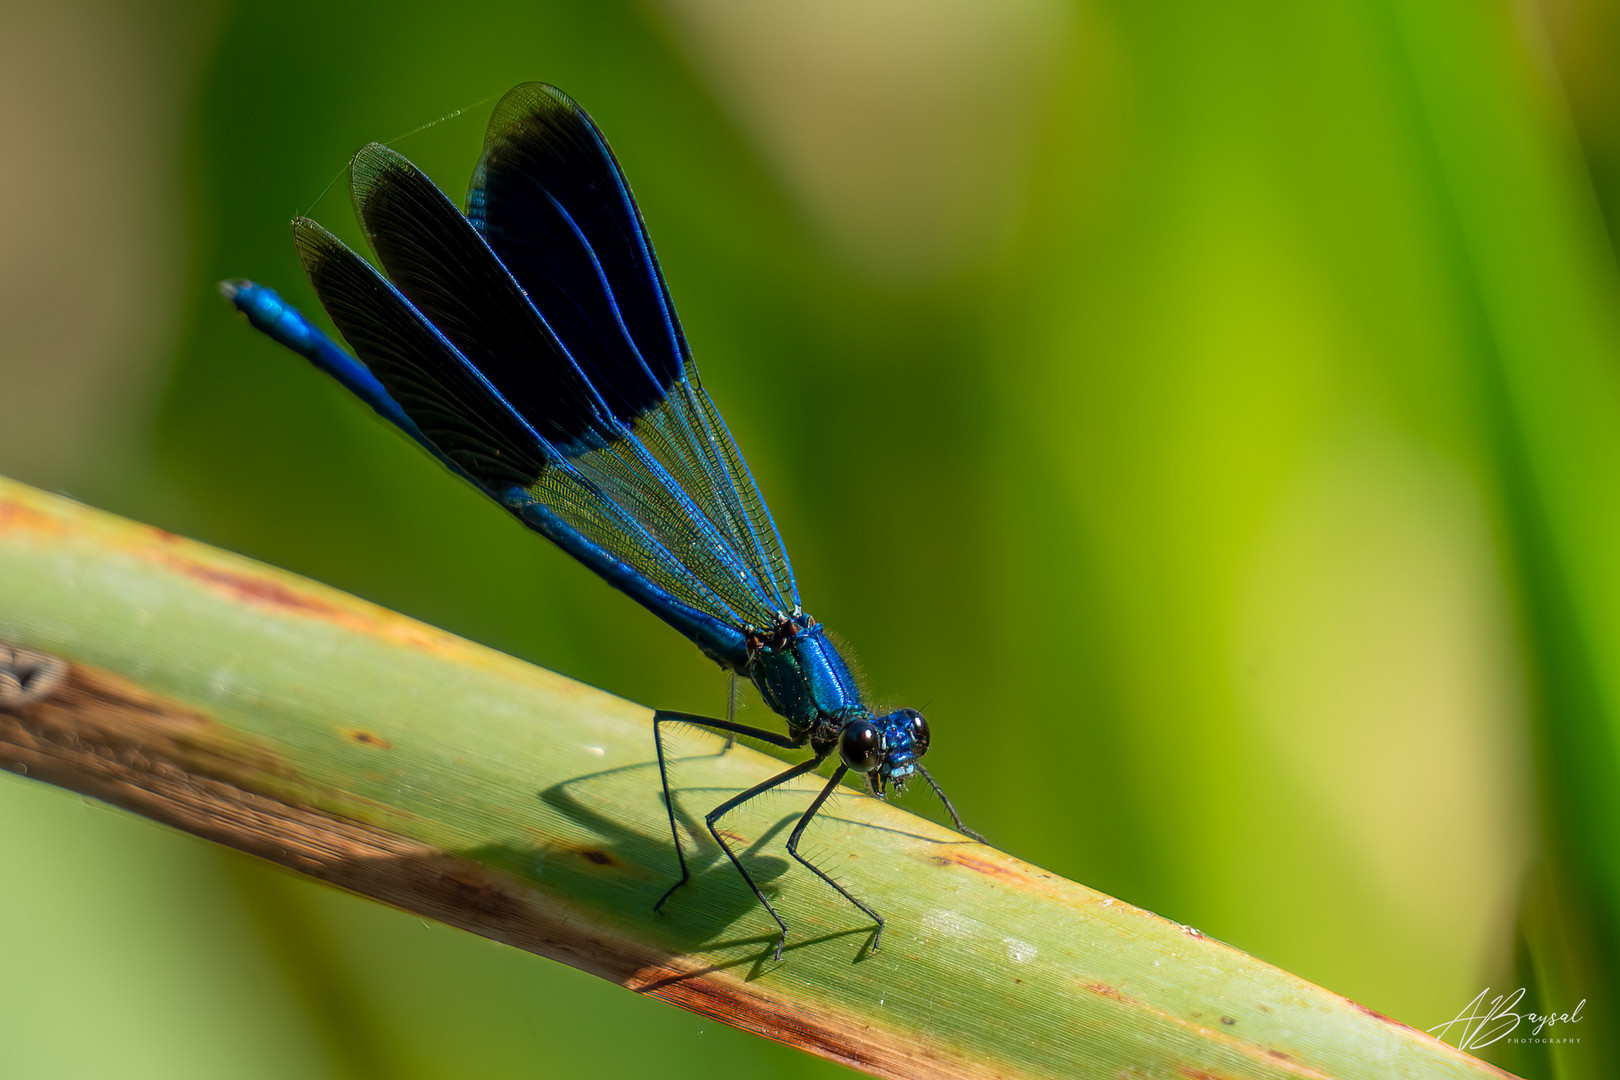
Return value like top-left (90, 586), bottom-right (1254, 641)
top-left (904, 709), bottom-right (930, 755)
top-left (840, 719), bottom-right (883, 773)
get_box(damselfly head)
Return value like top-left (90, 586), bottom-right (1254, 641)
top-left (842, 707), bottom-right (930, 795)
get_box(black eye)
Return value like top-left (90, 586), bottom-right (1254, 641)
top-left (904, 709), bottom-right (930, 755)
top-left (840, 719), bottom-right (882, 773)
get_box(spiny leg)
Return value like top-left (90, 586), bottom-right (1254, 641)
top-left (722, 673), bottom-right (738, 751)
top-left (695, 755), bottom-right (828, 961)
top-left (784, 764), bottom-right (885, 952)
top-left (652, 710), bottom-right (804, 917)
top-left (917, 764), bottom-right (985, 843)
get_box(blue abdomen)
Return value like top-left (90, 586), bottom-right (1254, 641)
top-left (749, 621), bottom-right (862, 731)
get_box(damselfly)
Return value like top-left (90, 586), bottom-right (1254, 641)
top-left (223, 83), bottom-right (979, 959)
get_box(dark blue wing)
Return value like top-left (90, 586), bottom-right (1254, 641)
top-left (466, 83), bottom-right (799, 619)
top-left (340, 140), bottom-right (791, 631)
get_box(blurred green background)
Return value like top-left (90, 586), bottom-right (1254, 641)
top-left (2, 0), bottom-right (1618, 1076)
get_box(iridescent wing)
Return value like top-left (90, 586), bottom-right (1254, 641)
top-left (288, 85), bottom-right (800, 665)
top-left (466, 84), bottom-right (798, 619)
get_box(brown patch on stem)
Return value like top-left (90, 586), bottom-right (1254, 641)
top-left (344, 729), bottom-right (393, 749)
top-left (929, 849), bottom-right (1022, 882)
top-left (1345, 998), bottom-right (1426, 1037)
top-left (174, 560), bottom-right (344, 619)
top-left (0, 495), bottom-right (65, 536)
top-left (0, 646), bottom-right (67, 706)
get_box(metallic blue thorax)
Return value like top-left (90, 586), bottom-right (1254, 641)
top-left (747, 616), bottom-right (863, 736)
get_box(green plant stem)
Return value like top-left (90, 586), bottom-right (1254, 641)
top-left (0, 475), bottom-right (1515, 1080)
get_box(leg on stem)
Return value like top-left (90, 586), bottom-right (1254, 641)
top-left (651, 710), bottom-right (804, 929)
top-left (692, 755), bottom-right (827, 960)
top-left (785, 764), bottom-right (885, 952)
top-left (917, 764), bottom-right (985, 843)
